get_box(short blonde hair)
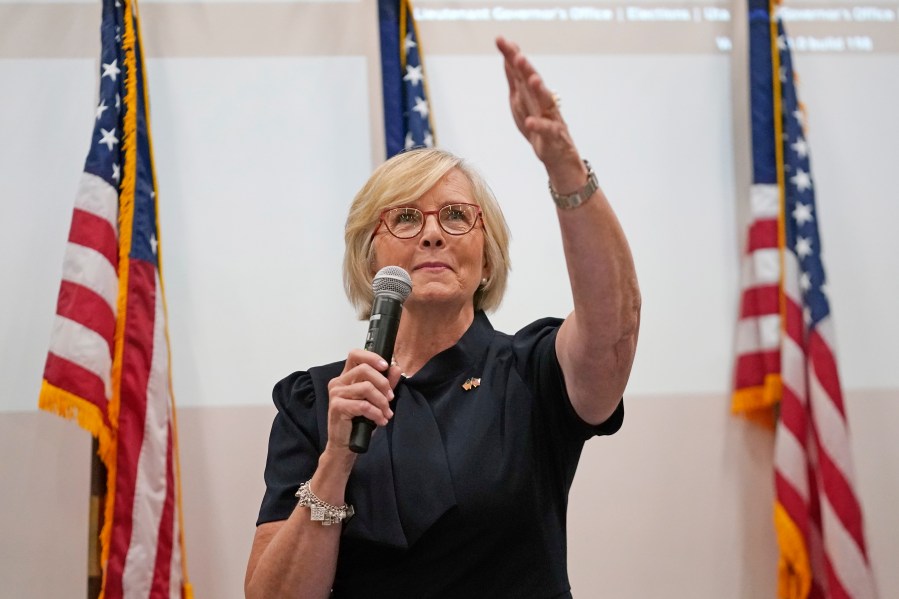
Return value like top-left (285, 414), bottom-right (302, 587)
top-left (343, 148), bottom-right (511, 319)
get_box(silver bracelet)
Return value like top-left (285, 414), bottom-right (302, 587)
top-left (549, 159), bottom-right (599, 210)
top-left (295, 480), bottom-right (355, 526)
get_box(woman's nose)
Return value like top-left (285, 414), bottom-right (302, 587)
top-left (419, 212), bottom-right (445, 247)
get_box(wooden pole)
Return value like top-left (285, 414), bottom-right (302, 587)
top-left (87, 437), bottom-right (105, 599)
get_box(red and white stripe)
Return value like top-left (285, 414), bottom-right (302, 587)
top-left (44, 173), bottom-right (119, 412)
top-left (43, 174), bottom-right (185, 598)
top-left (733, 184), bottom-right (782, 397)
top-left (736, 183), bottom-right (875, 597)
top-left (774, 225), bottom-right (876, 599)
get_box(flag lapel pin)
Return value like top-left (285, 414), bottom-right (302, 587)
top-left (462, 377), bottom-right (481, 391)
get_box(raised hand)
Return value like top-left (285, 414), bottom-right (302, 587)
top-left (496, 35), bottom-right (581, 176)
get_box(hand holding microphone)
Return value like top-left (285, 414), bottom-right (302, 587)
top-left (348, 266), bottom-right (412, 453)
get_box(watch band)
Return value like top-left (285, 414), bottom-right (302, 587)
top-left (549, 160), bottom-right (598, 210)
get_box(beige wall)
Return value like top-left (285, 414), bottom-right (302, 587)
top-left (3, 390), bottom-right (896, 597)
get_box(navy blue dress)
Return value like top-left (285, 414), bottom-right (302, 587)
top-left (257, 311), bottom-right (624, 598)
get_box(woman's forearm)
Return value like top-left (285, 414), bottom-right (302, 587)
top-left (245, 450), bottom-right (354, 599)
top-left (551, 159), bottom-right (641, 424)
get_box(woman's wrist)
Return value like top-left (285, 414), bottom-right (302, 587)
top-left (545, 152), bottom-right (588, 194)
top-left (311, 446), bottom-right (356, 505)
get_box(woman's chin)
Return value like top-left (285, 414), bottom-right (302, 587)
top-left (406, 284), bottom-right (474, 310)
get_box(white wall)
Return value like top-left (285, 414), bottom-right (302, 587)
top-left (1, 0), bottom-right (897, 596)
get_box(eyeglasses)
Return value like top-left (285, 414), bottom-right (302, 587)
top-left (372, 203), bottom-right (483, 240)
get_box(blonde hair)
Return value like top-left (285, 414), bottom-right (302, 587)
top-left (343, 148), bottom-right (511, 319)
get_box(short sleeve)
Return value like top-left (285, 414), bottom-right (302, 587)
top-left (256, 371), bottom-right (323, 526)
top-left (512, 317), bottom-right (624, 441)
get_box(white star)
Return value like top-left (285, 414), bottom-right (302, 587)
top-left (96, 99), bottom-right (108, 120)
top-left (779, 66), bottom-right (787, 83)
top-left (403, 64), bottom-right (423, 87)
top-left (791, 136), bottom-right (809, 158)
top-left (404, 32), bottom-right (417, 52)
top-left (423, 131), bottom-right (434, 148)
top-left (112, 163), bottom-right (121, 182)
top-left (796, 236), bottom-right (813, 258)
top-left (777, 35), bottom-right (787, 51)
top-left (804, 306), bottom-right (813, 325)
top-left (102, 60), bottom-right (121, 81)
top-left (150, 234), bottom-right (158, 255)
top-left (404, 132), bottom-right (414, 150)
top-left (792, 202), bottom-right (813, 225)
top-left (790, 168), bottom-right (812, 192)
top-left (116, 94), bottom-right (121, 110)
top-left (412, 96), bottom-right (429, 119)
top-left (800, 271), bottom-right (812, 291)
top-left (98, 127), bottom-right (119, 151)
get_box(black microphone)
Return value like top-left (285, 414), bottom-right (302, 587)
top-left (349, 266), bottom-right (413, 453)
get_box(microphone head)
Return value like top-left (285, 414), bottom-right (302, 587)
top-left (372, 266), bottom-right (413, 303)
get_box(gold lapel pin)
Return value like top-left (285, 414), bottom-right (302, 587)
top-left (462, 377), bottom-right (481, 391)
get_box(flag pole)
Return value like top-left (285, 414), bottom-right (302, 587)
top-left (88, 438), bottom-right (106, 599)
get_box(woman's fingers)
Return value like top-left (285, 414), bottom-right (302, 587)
top-left (330, 379), bottom-right (393, 424)
top-left (498, 38), bottom-right (548, 107)
top-left (498, 37), bottom-right (533, 127)
top-left (528, 72), bottom-right (559, 116)
top-left (497, 35), bottom-right (568, 155)
top-left (342, 348), bottom-right (389, 376)
top-left (386, 363), bottom-right (403, 389)
top-left (331, 381), bottom-right (393, 426)
top-left (495, 35), bottom-right (519, 65)
top-left (327, 350), bottom-right (397, 444)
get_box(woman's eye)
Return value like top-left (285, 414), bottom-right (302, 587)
top-left (391, 210), bottom-right (421, 226)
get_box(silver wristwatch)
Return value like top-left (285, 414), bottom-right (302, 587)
top-left (549, 160), bottom-right (598, 210)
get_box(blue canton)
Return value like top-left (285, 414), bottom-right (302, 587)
top-left (400, 5), bottom-right (434, 152)
top-left (776, 19), bottom-right (830, 330)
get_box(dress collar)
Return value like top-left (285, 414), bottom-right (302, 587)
top-left (403, 310), bottom-right (494, 387)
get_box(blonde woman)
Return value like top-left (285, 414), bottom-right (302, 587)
top-left (245, 37), bottom-right (640, 599)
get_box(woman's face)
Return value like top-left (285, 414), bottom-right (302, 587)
top-left (371, 168), bottom-right (488, 313)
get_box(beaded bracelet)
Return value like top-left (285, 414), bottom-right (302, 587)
top-left (295, 480), bottom-right (355, 526)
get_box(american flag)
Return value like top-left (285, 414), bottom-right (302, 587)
top-left (38, 0), bottom-right (192, 597)
top-left (378, 0), bottom-right (436, 158)
top-left (733, 0), bottom-right (877, 597)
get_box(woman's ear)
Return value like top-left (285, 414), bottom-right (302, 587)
top-left (368, 245), bottom-right (379, 277)
top-left (481, 260), bottom-right (491, 286)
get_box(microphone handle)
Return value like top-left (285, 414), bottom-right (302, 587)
top-left (349, 294), bottom-right (402, 453)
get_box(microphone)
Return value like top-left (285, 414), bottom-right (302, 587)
top-left (348, 266), bottom-right (413, 453)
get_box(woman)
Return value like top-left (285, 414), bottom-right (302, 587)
top-left (245, 37), bottom-right (640, 598)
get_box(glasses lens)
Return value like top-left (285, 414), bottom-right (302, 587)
top-left (439, 204), bottom-right (478, 234)
top-left (385, 207), bottom-right (423, 238)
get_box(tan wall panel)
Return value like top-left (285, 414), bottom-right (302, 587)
top-left (3, 390), bottom-right (896, 597)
